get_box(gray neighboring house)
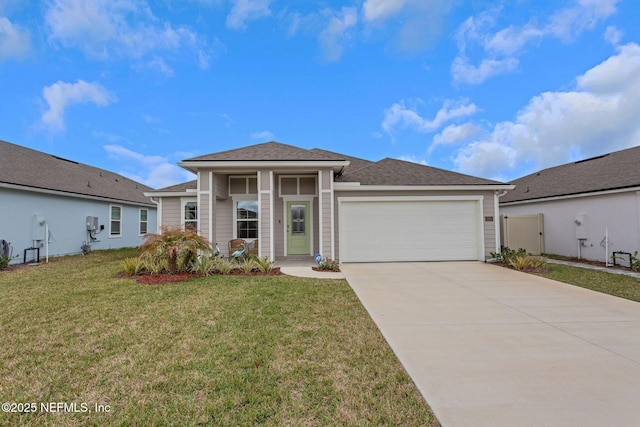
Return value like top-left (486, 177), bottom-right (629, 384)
top-left (0, 140), bottom-right (157, 263)
top-left (146, 141), bottom-right (513, 263)
top-left (500, 145), bottom-right (640, 262)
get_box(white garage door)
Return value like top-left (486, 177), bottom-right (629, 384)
top-left (339, 198), bottom-right (482, 262)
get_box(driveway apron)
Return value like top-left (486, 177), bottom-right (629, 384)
top-left (342, 262), bottom-right (640, 427)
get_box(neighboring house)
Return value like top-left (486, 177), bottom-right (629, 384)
top-left (146, 141), bottom-right (513, 262)
top-left (500, 145), bottom-right (640, 262)
top-left (0, 140), bottom-right (157, 263)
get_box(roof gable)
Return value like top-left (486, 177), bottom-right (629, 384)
top-left (0, 140), bottom-right (155, 205)
top-left (185, 141), bottom-right (344, 162)
top-left (339, 158), bottom-right (504, 186)
top-left (501, 145), bottom-right (640, 203)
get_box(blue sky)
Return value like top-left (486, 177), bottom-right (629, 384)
top-left (1, 0), bottom-right (639, 188)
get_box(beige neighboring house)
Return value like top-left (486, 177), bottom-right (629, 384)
top-left (500, 145), bottom-right (640, 262)
top-left (145, 141), bottom-right (513, 262)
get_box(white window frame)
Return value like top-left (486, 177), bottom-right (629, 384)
top-left (109, 204), bottom-right (122, 238)
top-left (139, 208), bottom-right (149, 236)
top-left (232, 195), bottom-right (259, 241)
top-left (181, 197), bottom-right (198, 231)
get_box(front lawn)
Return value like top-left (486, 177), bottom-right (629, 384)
top-left (0, 249), bottom-right (438, 426)
top-left (534, 263), bottom-right (640, 302)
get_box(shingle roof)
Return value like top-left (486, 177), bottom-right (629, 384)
top-left (154, 180), bottom-right (197, 192)
top-left (501, 145), bottom-right (640, 203)
top-left (0, 140), bottom-right (155, 205)
top-left (338, 158), bottom-right (505, 186)
top-left (184, 141), bottom-right (346, 162)
top-left (157, 142), bottom-right (507, 193)
top-left (309, 148), bottom-right (373, 172)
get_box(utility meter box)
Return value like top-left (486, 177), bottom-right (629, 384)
top-left (575, 214), bottom-right (588, 239)
top-left (86, 216), bottom-right (99, 231)
top-left (32, 214), bottom-right (46, 241)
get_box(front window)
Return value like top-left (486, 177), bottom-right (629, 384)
top-left (236, 200), bottom-right (258, 239)
top-left (139, 209), bottom-right (148, 235)
top-left (184, 201), bottom-right (198, 231)
top-left (110, 205), bottom-right (122, 237)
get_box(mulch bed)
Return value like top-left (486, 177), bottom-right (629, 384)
top-left (311, 267), bottom-right (341, 273)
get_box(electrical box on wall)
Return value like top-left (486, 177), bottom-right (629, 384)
top-left (32, 214), bottom-right (46, 241)
top-left (575, 214), bottom-right (588, 239)
top-left (86, 216), bottom-right (99, 231)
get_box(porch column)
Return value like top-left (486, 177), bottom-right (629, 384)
top-left (197, 171), bottom-right (211, 240)
top-left (258, 170), bottom-right (274, 260)
top-left (318, 168), bottom-right (334, 260)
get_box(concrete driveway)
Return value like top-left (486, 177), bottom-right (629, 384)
top-left (342, 262), bottom-right (640, 427)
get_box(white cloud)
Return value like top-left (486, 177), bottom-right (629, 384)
top-left (452, 0), bottom-right (620, 85)
top-left (363, 0), bottom-right (453, 53)
top-left (382, 99), bottom-right (478, 135)
top-left (431, 123), bottom-right (479, 152)
top-left (451, 56), bottom-right (518, 85)
top-left (604, 25), bottom-right (622, 46)
top-left (453, 43), bottom-right (640, 180)
top-left (45, 0), bottom-right (210, 69)
top-left (41, 80), bottom-right (116, 132)
top-left (251, 130), bottom-right (275, 140)
top-left (318, 7), bottom-right (358, 61)
top-left (103, 144), bottom-right (194, 189)
top-left (226, 0), bottom-right (271, 30)
top-left (363, 0), bottom-right (409, 22)
top-left (0, 16), bottom-right (31, 62)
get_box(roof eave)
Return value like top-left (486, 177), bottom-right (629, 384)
top-left (501, 185), bottom-right (640, 205)
top-left (144, 189), bottom-right (197, 197)
top-left (178, 160), bottom-right (350, 173)
top-left (334, 182), bottom-right (515, 191)
top-left (1, 182), bottom-right (156, 207)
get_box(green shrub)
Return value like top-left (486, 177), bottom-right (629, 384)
top-left (0, 254), bottom-right (15, 271)
top-left (213, 258), bottom-right (233, 275)
top-left (139, 226), bottom-right (212, 274)
top-left (140, 255), bottom-right (168, 274)
top-left (491, 247), bottom-right (527, 265)
top-left (121, 257), bottom-right (145, 276)
top-left (254, 256), bottom-right (275, 273)
top-left (241, 258), bottom-right (257, 274)
top-left (191, 255), bottom-right (217, 276)
top-left (508, 255), bottom-right (547, 271)
top-left (318, 258), bottom-right (340, 272)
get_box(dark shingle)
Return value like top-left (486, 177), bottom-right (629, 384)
top-left (501, 145), bottom-right (640, 203)
top-left (309, 148), bottom-right (373, 172)
top-left (153, 180), bottom-right (197, 192)
top-left (339, 158), bottom-right (505, 185)
top-left (184, 141), bottom-right (344, 162)
top-left (0, 140), bottom-right (155, 205)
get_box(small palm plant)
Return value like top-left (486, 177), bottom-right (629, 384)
top-left (139, 226), bottom-right (212, 274)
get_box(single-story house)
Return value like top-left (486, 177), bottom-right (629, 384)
top-left (146, 141), bottom-right (513, 263)
top-left (0, 140), bottom-right (157, 263)
top-left (500, 145), bottom-right (640, 262)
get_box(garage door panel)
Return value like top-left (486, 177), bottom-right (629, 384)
top-left (340, 200), bottom-right (481, 262)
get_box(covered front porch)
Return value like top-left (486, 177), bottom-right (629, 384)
top-left (193, 166), bottom-right (340, 261)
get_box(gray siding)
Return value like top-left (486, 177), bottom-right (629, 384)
top-left (161, 197), bottom-right (181, 228)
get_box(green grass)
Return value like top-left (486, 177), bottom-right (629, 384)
top-left (0, 249), bottom-right (438, 426)
top-left (534, 263), bottom-right (640, 302)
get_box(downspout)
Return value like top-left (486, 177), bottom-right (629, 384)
top-left (494, 190), bottom-right (508, 257)
top-left (149, 197), bottom-right (161, 233)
